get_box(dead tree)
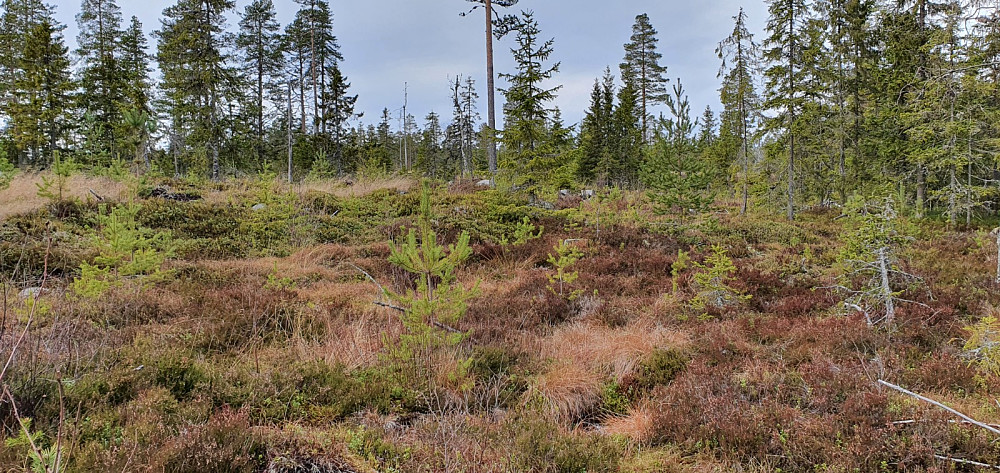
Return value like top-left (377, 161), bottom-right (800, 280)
top-left (833, 198), bottom-right (927, 326)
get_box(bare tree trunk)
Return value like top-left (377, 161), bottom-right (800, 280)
top-left (484, 0), bottom-right (498, 177)
top-left (878, 246), bottom-right (895, 325)
top-left (948, 166), bottom-right (957, 226)
top-left (288, 81), bottom-right (294, 184)
top-left (916, 165), bottom-right (925, 218)
top-left (786, 4), bottom-right (795, 222)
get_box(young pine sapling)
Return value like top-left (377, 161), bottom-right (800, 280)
top-left (385, 182), bottom-right (478, 361)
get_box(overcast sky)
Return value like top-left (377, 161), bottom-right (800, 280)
top-left (50, 0), bottom-right (767, 130)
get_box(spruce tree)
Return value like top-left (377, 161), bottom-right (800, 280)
top-left (764, 0), bottom-right (810, 220)
top-left (499, 10), bottom-right (561, 164)
top-left (236, 0), bottom-right (283, 163)
top-left (10, 18), bottom-right (72, 166)
top-left (418, 112), bottom-right (445, 178)
top-left (717, 8), bottom-right (762, 214)
top-left (447, 75), bottom-right (479, 178)
top-left (120, 16), bottom-right (152, 114)
top-left (609, 80), bottom-right (643, 187)
top-left (322, 65), bottom-right (358, 174)
top-left (155, 0), bottom-right (235, 180)
top-left (76, 0), bottom-right (125, 163)
top-left (620, 13), bottom-right (668, 142)
top-left (578, 68), bottom-right (615, 183)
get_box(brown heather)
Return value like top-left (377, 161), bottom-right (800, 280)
top-left (2, 178), bottom-right (1000, 472)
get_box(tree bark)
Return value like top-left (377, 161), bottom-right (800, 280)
top-left (877, 246), bottom-right (894, 325)
top-left (485, 0), bottom-right (498, 177)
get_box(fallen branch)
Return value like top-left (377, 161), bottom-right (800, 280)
top-left (933, 455), bottom-right (1000, 470)
top-left (374, 301), bottom-right (406, 313)
top-left (892, 419), bottom-right (1000, 429)
top-left (878, 379), bottom-right (1000, 435)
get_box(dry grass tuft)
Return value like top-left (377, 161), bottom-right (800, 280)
top-left (298, 177), bottom-right (416, 198)
top-left (0, 173), bottom-right (127, 219)
top-left (318, 308), bottom-right (389, 371)
top-left (544, 320), bottom-right (690, 383)
top-left (530, 361), bottom-right (603, 423)
top-left (602, 401), bottom-right (658, 444)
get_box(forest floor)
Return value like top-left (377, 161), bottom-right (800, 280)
top-left (2, 173), bottom-right (1000, 472)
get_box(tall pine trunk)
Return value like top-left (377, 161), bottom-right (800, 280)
top-left (485, 0), bottom-right (497, 177)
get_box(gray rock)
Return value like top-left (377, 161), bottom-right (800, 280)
top-left (581, 189), bottom-right (596, 200)
top-left (251, 203), bottom-right (267, 211)
top-left (475, 179), bottom-right (494, 188)
top-left (18, 287), bottom-right (47, 300)
top-left (558, 189), bottom-right (572, 198)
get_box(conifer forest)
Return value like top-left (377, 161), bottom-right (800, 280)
top-left (7, 0), bottom-right (1000, 471)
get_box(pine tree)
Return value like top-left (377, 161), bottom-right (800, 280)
top-left (499, 10), bottom-right (561, 169)
top-left (463, 0), bottom-right (519, 177)
top-left (717, 7), bottom-right (762, 214)
top-left (287, 0), bottom-right (342, 139)
top-left (76, 0), bottom-right (125, 163)
top-left (236, 0), bottom-right (283, 163)
top-left (620, 13), bottom-right (669, 142)
top-left (9, 18), bottom-right (73, 165)
top-left (643, 79), bottom-right (714, 216)
top-left (155, 0), bottom-right (236, 180)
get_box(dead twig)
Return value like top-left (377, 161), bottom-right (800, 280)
top-left (933, 455), bottom-right (1000, 470)
top-left (878, 379), bottom-right (1000, 436)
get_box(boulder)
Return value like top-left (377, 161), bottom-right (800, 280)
top-left (18, 287), bottom-right (48, 300)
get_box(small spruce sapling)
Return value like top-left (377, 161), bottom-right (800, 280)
top-left (71, 204), bottom-right (173, 299)
top-left (689, 245), bottom-right (749, 312)
top-left (35, 152), bottom-right (80, 203)
top-left (964, 311), bottom-right (1000, 377)
top-left (546, 240), bottom-right (584, 301)
top-left (386, 181), bottom-right (479, 360)
top-left (671, 249), bottom-right (690, 293)
top-left (499, 216), bottom-right (543, 247)
top-left (241, 171), bottom-right (303, 255)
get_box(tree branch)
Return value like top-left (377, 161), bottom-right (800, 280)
top-left (878, 379), bottom-right (1000, 436)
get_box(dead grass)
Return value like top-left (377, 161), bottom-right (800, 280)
top-left (602, 400), bottom-right (657, 444)
top-left (317, 308), bottom-right (391, 371)
top-left (543, 320), bottom-right (690, 383)
top-left (0, 173), bottom-right (128, 219)
top-left (529, 360), bottom-right (603, 423)
top-left (297, 176), bottom-right (417, 198)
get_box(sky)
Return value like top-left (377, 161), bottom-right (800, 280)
top-left (50, 0), bottom-right (768, 130)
